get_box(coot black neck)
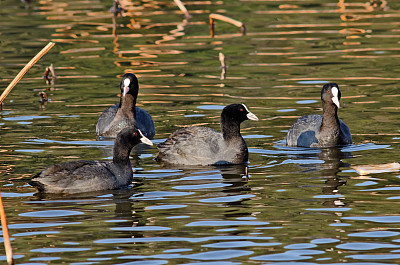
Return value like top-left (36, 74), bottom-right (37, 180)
top-left (221, 115), bottom-right (242, 140)
top-left (321, 101), bottom-right (340, 131)
top-left (119, 92), bottom-right (137, 117)
top-left (113, 139), bottom-right (133, 166)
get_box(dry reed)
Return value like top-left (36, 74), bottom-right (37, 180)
top-left (209, 14), bottom-right (246, 37)
top-left (0, 193), bottom-right (13, 265)
top-left (0, 42), bottom-right (56, 107)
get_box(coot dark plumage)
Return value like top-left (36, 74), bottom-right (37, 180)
top-left (96, 73), bottom-right (155, 139)
top-left (286, 83), bottom-right (352, 148)
top-left (156, 104), bottom-right (258, 165)
top-left (29, 127), bottom-right (153, 194)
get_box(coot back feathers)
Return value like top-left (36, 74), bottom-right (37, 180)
top-left (156, 103), bottom-right (258, 165)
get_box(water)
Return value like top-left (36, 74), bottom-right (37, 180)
top-left (1, 0), bottom-right (400, 264)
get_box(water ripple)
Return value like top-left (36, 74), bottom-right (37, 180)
top-left (111, 226), bottom-right (171, 231)
top-left (203, 241), bottom-right (280, 248)
top-left (173, 183), bottom-right (231, 190)
top-left (251, 250), bottom-right (325, 261)
top-left (199, 194), bottom-right (255, 203)
top-left (9, 222), bottom-right (81, 229)
top-left (347, 254), bottom-right (400, 260)
top-left (19, 210), bottom-right (84, 218)
top-left (31, 247), bottom-right (90, 253)
top-left (185, 220), bottom-right (269, 227)
top-left (337, 242), bottom-right (398, 250)
top-left (95, 235), bottom-right (274, 244)
top-left (348, 231), bottom-right (400, 238)
top-left (342, 216), bottom-right (400, 223)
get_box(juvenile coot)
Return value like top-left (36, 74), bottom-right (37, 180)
top-left (286, 83), bottom-right (352, 148)
top-left (96, 73), bottom-right (155, 139)
top-left (156, 104), bottom-right (259, 165)
top-left (29, 127), bottom-right (153, 194)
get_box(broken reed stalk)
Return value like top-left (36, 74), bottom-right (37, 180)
top-left (0, 193), bottom-right (14, 265)
top-left (219, 52), bottom-right (226, 80)
top-left (209, 13), bottom-right (246, 37)
top-left (173, 0), bottom-right (191, 19)
top-left (0, 41), bottom-right (56, 106)
top-left (49, 63), bottom-right (57, 79)
top-left (111, 0), bottom-right (123, 16)
top-left (43, 63), bottom-right (57, 85)
top-left (43, 67), bottom-right (51, 85)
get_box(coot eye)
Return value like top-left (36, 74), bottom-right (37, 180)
top-left (133, 132), bottom-right (137, 136)
top-left (240, 108), bottom-right (244, 112)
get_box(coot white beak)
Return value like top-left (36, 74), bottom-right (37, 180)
top-left (247, 112), bottom-right (259, 121)
top-left (332, 86), bottom-right (340, 108)
top-left (242, 104), bottom-right (259, 121)
top-left (122, 78), bottom-right (130, 97)
top-left (138, 130), bottom-right (153, 146)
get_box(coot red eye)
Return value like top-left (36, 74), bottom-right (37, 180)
top-left (240, 108), bottom-right (244, 112)
top-left (327, 90), bottom-right (331, 93)
top-left (133, 132), bottom-right (137, 136)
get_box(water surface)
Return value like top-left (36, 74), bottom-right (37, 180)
top-left (2, 0), bottom-right (400, 264)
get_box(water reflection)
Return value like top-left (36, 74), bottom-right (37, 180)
top-left (281, 145), bottom-right (352, 208)
top-left (317, 147), bottom-right (350, 208)
top-left (3, 0), bottom-right (400, 263)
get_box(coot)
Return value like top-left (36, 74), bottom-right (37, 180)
top-left (156, 104), bottom-right (258, 165)
top-left (96, 73), bottom-right (155, 139)
top-left (30, 127), bottom-right (153, 193)
top-left (286, 83), bottom-right (352, 147)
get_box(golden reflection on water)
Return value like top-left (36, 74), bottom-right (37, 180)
top-left (15, 0), bottom-right (400, 134)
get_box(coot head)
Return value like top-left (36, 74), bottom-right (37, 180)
top-left (120, 73), bottom-right (139, 97)
top-left (222, 104), bottom-right (259, 123)
top-left (321, 83), bottom-right (341, 108)
top-left (117, 126), bottom-right (153, 148)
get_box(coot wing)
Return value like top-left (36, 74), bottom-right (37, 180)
top-left (96, 103), bottom-right (155, 139)
top-left (30, 160), bottom-right (118, 193)
top-left (96, 103), bottom-right (119, 135)
top-left (156, 127), bottom-right (224, 165)
top-left (286, 114), bottom-right (322, 147)
top-left (339, 119), bottom-right (352, 145)
top-left (136, 107), bottom-right (155, 139)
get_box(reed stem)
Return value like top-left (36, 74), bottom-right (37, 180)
top-left (209, 14), bottom-right (246, 37)
top-left (219, 52), bottom-right (226, 80)
top-left (0, 42), bottom-right (56, 106)
top-left (0, 193), bottom-right (14, 265)
top-left (173, 0), bottom-right (191, 19)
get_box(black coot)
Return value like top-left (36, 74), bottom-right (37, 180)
top-left (29, 127), bottom-right (153, 194)
top-left (156, 104), bottom-right (259, 165)
top-left (286, 83), bottom-right (352, 147)
top-left (96, 73), bottom-right (155, 139)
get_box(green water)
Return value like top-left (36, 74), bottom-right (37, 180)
top-left (2, 0), bottom-right (400, 264)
